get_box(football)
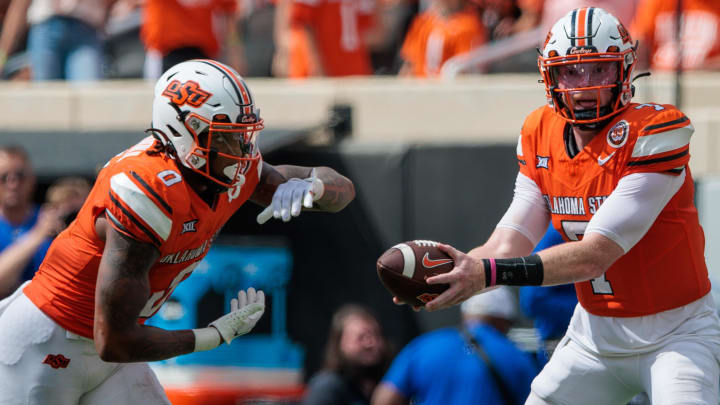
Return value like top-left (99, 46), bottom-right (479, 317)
top-left (376, 240), bottom-right (453, 307)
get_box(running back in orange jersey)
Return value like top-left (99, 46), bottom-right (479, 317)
top-left (24, 137), bottom-right (262, 338)
top-left (517, 103), bottom-right (709, 317)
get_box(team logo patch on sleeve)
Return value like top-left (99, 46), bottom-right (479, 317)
top-left (607, 120), bottom-right (629, 148)
top-left (536, 156), bottom-right (550, 169)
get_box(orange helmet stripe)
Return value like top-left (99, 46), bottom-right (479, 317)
top-left (577, 8), bottom-right (588, 46)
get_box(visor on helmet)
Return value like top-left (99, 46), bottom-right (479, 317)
top-left (554, 61), bottom-right (619, 88)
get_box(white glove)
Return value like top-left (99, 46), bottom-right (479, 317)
top-left (194, 288), bottom-right (265, 351)
top-left (257, 168), bottom-right (325, 224)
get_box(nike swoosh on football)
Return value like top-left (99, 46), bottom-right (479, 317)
top-left (598, 152), bottom-right (616, 166)
top-left (422, 253), bottom-right (453, 268)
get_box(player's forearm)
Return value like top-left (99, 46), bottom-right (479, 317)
top-left (535, 234), bottom-right (622, 286)
top-left (99, 325), bottom-right (197, 363)
top-left (468, 228), bottom-right (620, 288)
top-left (483, 233), bottom-right (621, 289)
top-left (467, 227), bottom-right (534, 261)
top-left (253, 164), bottom-right (355, 212)
top-left (94, 269), bottom-right (197, 362)
top-left (312, 166), bottom-right (355, 213)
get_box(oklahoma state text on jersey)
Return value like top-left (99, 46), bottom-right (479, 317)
top-left (518, 103), bottom-right (709, 317)
top-left (24, 137), bottom-right (261, 338)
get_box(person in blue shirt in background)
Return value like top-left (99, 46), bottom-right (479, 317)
top-left (0, 146), bottom-right (89, 298)
top-left (519, 225), bottom-right (577, 366)
top-left (371, 287), bottom-right (539, 405)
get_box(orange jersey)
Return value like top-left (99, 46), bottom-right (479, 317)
top-left (517, 104), bottom-right (709, 317)
top-left (400, 6), bottom-right (487, 77)
top-left (141, 0), bottom-right (236, 57)
top-left (631, 0), bottom-right (720, 71)
top-left (289, 0), bottom-right (375, 77)
top-left (24, 137), bottom-right (261, 339)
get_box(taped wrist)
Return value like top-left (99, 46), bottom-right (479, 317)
top-left (483, 254), bottom-right (544, 287)
top-left (307, 176), bottom-right (324, 201)
top-left (192, 327), bottom-right (222, 352)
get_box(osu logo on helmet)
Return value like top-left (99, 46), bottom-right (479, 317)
top-left (161, 80), bottom-right (212, 108)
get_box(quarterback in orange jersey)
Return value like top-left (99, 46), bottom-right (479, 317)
top-left (0, 60), bottom-right (355, 405)
top-left (392, 7), bottom-right (720, 405)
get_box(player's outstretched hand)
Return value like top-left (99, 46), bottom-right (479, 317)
top-left (424, 243), bottom-right (486, 311)
top-left (257, 168), bottom-right (325, 224)
top-left (209, 288), bottom-right (265, 344)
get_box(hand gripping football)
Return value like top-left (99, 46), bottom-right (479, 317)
top-left (376, 240), bottom-right (453, 307)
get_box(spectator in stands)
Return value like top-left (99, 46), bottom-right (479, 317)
top-left (0, 0), bottom-right (116, 81)
top-left (44, 176), bottom-right (91, 231)
top-left (475, 0), bottom-right (521, 40)
top-left (399, 0), bottom-right (487, 77)
top-left (631, 0), bottom-right (720, 71)
top-left (519, 226), bottom-right (577, 366)
top-left (141, 0), bottom-right (245, 79)
top-left (0, 148), bottom-right (90, 298)
top-left (511, 0), bottom-right (543, 35)
top-left (272, 0), bottom-right (384, 77)
top-left (366, 0), bottom-right (419, 74)
top-left (302, 304), bottom-right (392, 405)
top-left (372, 287), bottom-right (539, 405)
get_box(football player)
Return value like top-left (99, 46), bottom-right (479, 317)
top-left (0, 59), bottom-right (355, 404)
top-left (406, 7), bottom-right (720, 404)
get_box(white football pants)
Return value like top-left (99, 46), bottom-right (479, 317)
top-left (526, 333), bottom-right (720, 405)
top-left (0, 285), bottom-right (171, 405)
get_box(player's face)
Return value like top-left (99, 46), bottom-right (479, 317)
top-left (0, 153), bottom-right (34, 210)
top-left (200, 113), bottom-right (259, 186)
top-left (340, 315), bottom-right (385, 367)
top-left (555, 61), bottom-right (618, 111)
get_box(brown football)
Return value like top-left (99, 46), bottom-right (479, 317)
top-left (376, 240), bottom-right (453, 307)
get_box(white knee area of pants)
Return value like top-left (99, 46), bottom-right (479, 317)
top-left (647, 340), bottom-right (720, 405)
top-left (530, 337), bottom-right (639, 405)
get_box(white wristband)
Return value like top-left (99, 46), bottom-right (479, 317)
top-left (312, 177), bottom-right (325, 201)
top-left (192, 327), bottom-right (222, 352)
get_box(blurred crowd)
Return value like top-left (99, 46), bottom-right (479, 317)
top-left (0, 0), bottom-right (718, 81)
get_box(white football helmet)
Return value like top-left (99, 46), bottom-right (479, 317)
top-left (151, 59), bottom-right (263, 188)
top-left (539, 7), bottom-right (637, 125)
